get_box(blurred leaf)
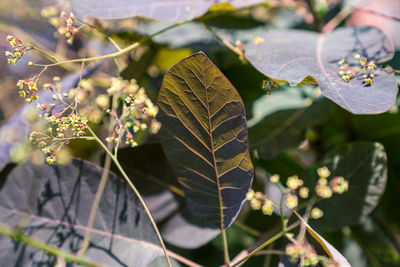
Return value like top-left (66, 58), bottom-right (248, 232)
top-left (245, 26), bottom-right (397, 114)
top-left (0, 159), bottom-right (172, 267)
top-left (347, 0), bottom-right (400, 49)
top-left (155, 48), bottom-right (194, 72)
top-left (157, 52), bottom-right (253, 228)
top-left (294, 213), bottom-right (351, 267)
top-left (162, 213), bottom-right (220, 249)
top-left (111, 143), bottom-right (181, 223)
top-left (248, 85), bottom-right (316, 127)
top-left (351, 216), bottom-right (400, 267)
top-left (71, 0), bottom-right (264, 23)
top-left (310, 142), bottom-right (387, 231)
top-left (114, 144), bottom-right (221, 249)
top-left (249, 98), bottom-right (333, 159)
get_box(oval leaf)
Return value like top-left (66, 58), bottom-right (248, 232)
top-left (157, 52), bottom-right (253, 228)
top-left (311, 142), bottom-right (388, 231)
top-left (249, 98), bottom-right (333, 159)
top-left (245, 26), bottom-right (397, 114)
top-left (0, 159), bottom-right (171, 266)
top-left (71, 0), bottom-right (264, 23)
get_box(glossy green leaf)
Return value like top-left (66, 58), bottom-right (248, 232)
top-left (71, 0), bottom-right (264, 23)
top-left (157, 52), bottom-right (253, 228)
top-left (0, 159), bottom-right (172, 266)
top-left (245, 26), bottom-right (397, 114)
top-left (249, 98), bottom-right (333, 159)
top-left (310, 142), bottom-right (388, 231)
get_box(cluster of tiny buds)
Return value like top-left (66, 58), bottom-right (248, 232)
top-left (16, 79), bottom-right (38, 103)
top-left (17, 76), bottom-right (62, 103)
top-left (41, 7), bottom-right (81, 44)
top-left (246, 167), bottom-right (348, 218)
top-left (315, 166), bottom-right (349, 199)
top-left (29, 112), bottom-right (88, 165)
top-left (338, 54), bottom-right (376, 86)
top-left (5, 35), bottom-right (29, 65)
top-left (285, 241), bottom-right (339, 267)
top-left (246, 190), bottom-right (274, 215)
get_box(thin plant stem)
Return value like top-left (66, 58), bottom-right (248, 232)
top-left (0, 223), bottom-right (103, 267)
top-left (87, 126), bottom-right (173, 267)
top-left (231, 221), bottom-right (301, 267)
top-left (234, 221), bottom-right (261, 237)
top-left (221, 228), bottom-right (231, 267)
top-left (30, 46), bottom-right (58, 62)
top-left (201, 22), bottom-right (244, 59)
top-left (77, 149), bottom-right (112, 256)
top-left (36, 22), bottom-right (186, 68)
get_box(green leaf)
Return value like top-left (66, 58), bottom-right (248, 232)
top-left (157, 52), bottom-right (253, 228)
top-left (245, 26), bottom-right (397, 114)
top-left (0, 159), bottom-right (173, 266)
top-left (162, 213), bottom-right (219, 249)
top-left (351, 216), bottom-right (400, 267)
top-left (249, 98), bottom-right (333, 159)
top-left (71, 0), bottom-right (264, 23)
top-left (310, 142), bottom-right (388, 231)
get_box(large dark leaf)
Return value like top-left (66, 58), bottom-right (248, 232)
top-left (249, 98), bottom-right (333, 159)
top-left (0, 159), bottom-right (173, 266)
top-left (245, 26), bottom-right (397, 114)
top-left (157, 52), bottom-right (253, 228)
top-left (162, 213), bottom-right (219, 249)
top-left (351, 216), bottom-right (400, 267)
top-left (71, 0), bottom-right (264, 23)
top-left (310, 142), bottom-right (387, 231)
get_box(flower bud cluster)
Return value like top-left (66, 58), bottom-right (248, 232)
top-left (5, 35), bottom-right (29, 64)
top-left (270, 174), bottom-right (310, 210)
top-left (41, 7), bottom-right (81, 44)
top-left (338, 54), bottom-right (377, 86)
top-left (246, 190), bottom-right (274, 215)
top-left (103, 77), bottom-right (161, 147)
top-left (285, 241), bottom-right (339, 267)
top-left (16, 79), bottom-right (38, 103)
top-left (315, 166), bottom-right (349, 199)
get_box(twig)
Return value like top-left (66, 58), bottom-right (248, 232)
top-left (231, 221), bottom-right (301, 267)
top-left (87, 127), bottom-right (173, 267)
top-left (0, 223), bottom-right (103, 267)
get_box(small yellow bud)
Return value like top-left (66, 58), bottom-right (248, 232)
top-left (270, 174), bottom-right (280, 184)
top-left (299, 187), bottom-right (309, 199)
top-left (311, 207), bottom-right (324, 219)
top-left (28, 61), bottom-right (33, 66)
top-left (317, 166), bottom-right (330, 178)
top-left (365, 78), bottom-right (372, 85)
top-left (338, 59), bottom-right (345, 65)
top-left (261, 200), bottom-right (274, 215)
top-left (342, 75), bottom-right (350, 82)
top-left (354, 54), bottom-right (360, 59)
top-left (253, 35), bottom-right (264, 45)
top-left (246, 189), bottom-right (255, 200)
top-left (285, 194), bottom-right (298, 209)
